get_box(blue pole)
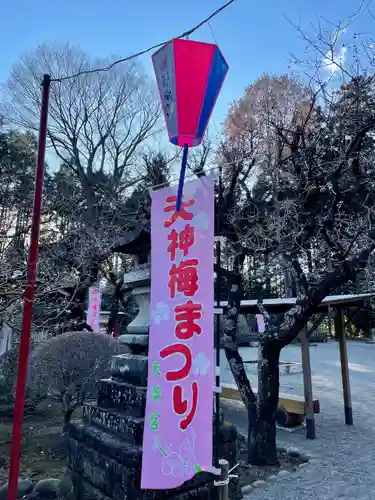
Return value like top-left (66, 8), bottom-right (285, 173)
top-left (176, 144), bottom-right (189, 212)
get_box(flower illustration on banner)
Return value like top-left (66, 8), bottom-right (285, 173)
top-left (153, 430), bottom-right (202, 477)
top-left (162, 445), bottom-right (187, 477)
top-left (182, 181), bottom-right (201, 199)
top-left (192, 211), bottom-right (210, 230)
top-left (192, 352), bottom-right (211, 376)
top-left (152, 302), bottom-right (170, 324)
top-left (152, 435), bottom-right (168, 455)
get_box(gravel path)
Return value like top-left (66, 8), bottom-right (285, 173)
top-left (222, 341), bottom-right (375, 499)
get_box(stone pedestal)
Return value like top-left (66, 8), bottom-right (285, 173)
top-left (66, 262), bottom-right (240, 500)
top-left (118, 265), bottom-right (151, 355)
top-left (67, 361), bottom-right (216, 500)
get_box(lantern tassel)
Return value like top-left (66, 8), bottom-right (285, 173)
top-left (176, 144), bottom-right (189, 212)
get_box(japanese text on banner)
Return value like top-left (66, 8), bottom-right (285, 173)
top-left (141, 178), bottom-right (214, 490)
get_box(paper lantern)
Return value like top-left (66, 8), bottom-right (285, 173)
top-left (152, 38), bottom-right (228, 210)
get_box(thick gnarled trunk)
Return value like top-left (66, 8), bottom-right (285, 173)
top-left (223, 285), bottom-right (281, 465)
top-left (248, 340), bottom-right (280, 465)
top-left (223, 286), bottom-right (257, 410)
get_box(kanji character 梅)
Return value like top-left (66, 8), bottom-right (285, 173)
top-left (168, 259), bottom-right (199, 299)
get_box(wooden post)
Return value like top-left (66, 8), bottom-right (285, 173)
top-left (216, 459), bottom-right (229, 500)
top-left (300, 327), bottom-right (316, 439)
top-left (328, 306), bottom-right (333, 339)
top-left (334, 307), bottom-right (353, 425)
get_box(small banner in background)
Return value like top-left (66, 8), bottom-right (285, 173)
top-left (87, 285), bottom-right (102, 333)
top-left (256, 314), bottom-right (265, 333)
top-left (141, 177), bottom-right (215, 490)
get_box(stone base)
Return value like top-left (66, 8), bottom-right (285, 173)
top-left (214, 421), bottom-right (238, 468)
top-left (67, 416), bottom-right (240, 500)
top-left (68, 470), bottom-right (214, 500)
top-left (96, 379), bottom-right (146, 417)
top-left (118, 335), bottom-right (149, 355)
top-left (83, 403), bottom-right (144, 445)
top-left (67, 339), bottom-right (241, 500)
top-left (66, 430), bottom-right (216, 500)
top-left (68, 416), bottom-right (240, 500)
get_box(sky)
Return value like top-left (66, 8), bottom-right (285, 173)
top-left (1, 0), bottom-right (372, 143)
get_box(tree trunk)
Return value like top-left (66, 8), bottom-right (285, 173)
top-left (107, 300), bottom-right (119, 335)
top-left (284, 269), bottom-right (296, 298)
top-left (223, 286), bottom-right (257, 410)
top-left (222, 275), bottom-right (280, 466)
top-left (225, 348), bottom-right (257, 408)
top-left (67, 261), bottom-right (100, 327)
top-left (84, 183), bottom-right (100, 225)
top-left (63, 408), bottom-right (74, 433)
top-left (107, 274), bottom-right (126, 335)
top-left (248, 339), bottom-right (280, 465)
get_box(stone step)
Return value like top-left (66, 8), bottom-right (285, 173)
top-left (67, 435), bottom-right (215, 500)
top-left (68, 469), bottom-right (112, 500)
top-left (83, 402), bottom-right (144, 445)
top-left (67, 420), bottom-right (142, 470)
top-left (118, 334), bottom-right (148, 355)
top-left (97, 379), bottom-right (146, 417)
top-left (110, 354), bottom-right (148, 386)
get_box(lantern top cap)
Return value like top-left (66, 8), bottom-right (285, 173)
top-left (152, 37), bottom-right (227, 61)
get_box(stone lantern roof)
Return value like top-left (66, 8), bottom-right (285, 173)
top-left (112, 225), bottom-right (150, 264)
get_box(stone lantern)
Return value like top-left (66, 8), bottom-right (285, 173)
top-left (66, 226), bottom-right (240, 500)
top-left (116, 227), bottom-right (151, 355)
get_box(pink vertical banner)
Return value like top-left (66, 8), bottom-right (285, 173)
top-left (87, 285), bottom-right (101, 333)
top-left (141, 177), bottom-right (214, 490)
top-left (256, 314), bottom-right (265, 333)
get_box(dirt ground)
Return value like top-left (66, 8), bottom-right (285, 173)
top-left (0, 399), bottom-right (68, 485)
top-left (237, 447), bottom-right (305, 486)
top-left (0, 399), bottom-right (303, 490)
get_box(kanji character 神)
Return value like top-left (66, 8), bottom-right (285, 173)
top-left (164, 196), bottom-right (195, 228)
top-left (167, 224), bottom-right (195, 261)
top-left (173, 382), bottom-right (199, 431)
top-left (149, 411), bottom-right (160, 431)
top-left (159, 343), bottom-right (192, 381)
top-left (174, 300), bottom-right (202, 340)
top-left (168, 259), bottom-right (199, 299)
